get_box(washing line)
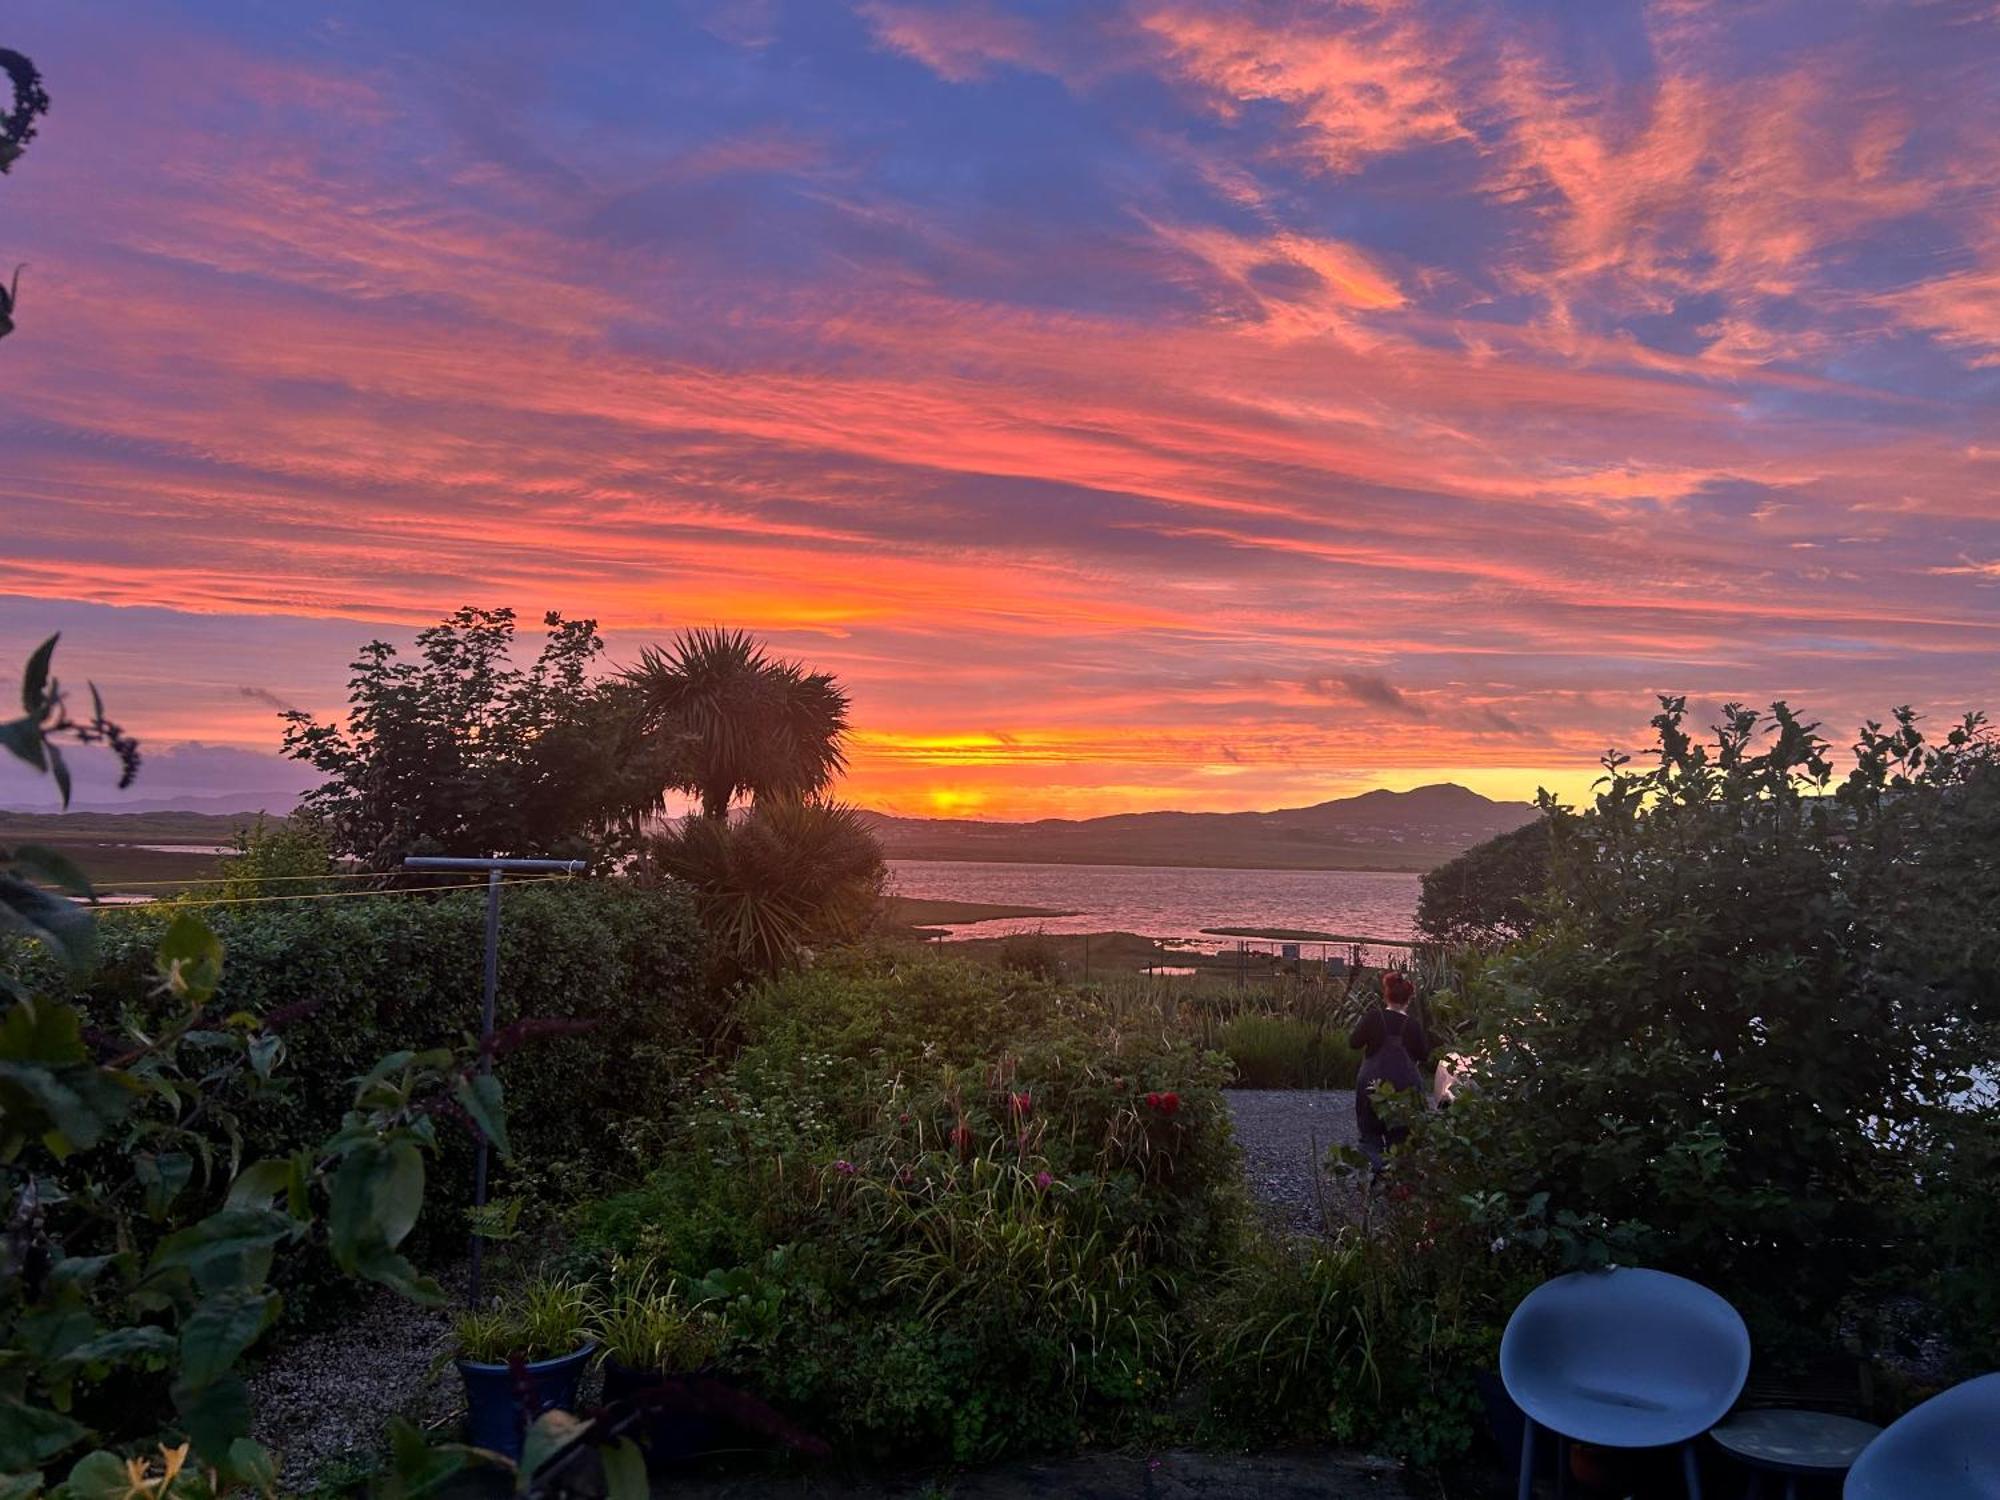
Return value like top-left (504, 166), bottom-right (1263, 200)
top-left (90, 874), bottom-right (576, 909)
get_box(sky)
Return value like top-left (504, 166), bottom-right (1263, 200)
top-left (2, 0), bottom-right (1998, 819)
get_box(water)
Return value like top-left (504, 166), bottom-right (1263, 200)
top-left (886, 859), bottom-right (1421, 952)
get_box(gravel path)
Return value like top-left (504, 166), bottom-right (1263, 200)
top-left (1223, 1089), bottom-right (1360, 1236)
top-left (249, 1281), bottom-right (461, 1491)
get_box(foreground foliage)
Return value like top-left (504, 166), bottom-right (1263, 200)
top-left (1, 641), bottom-right (511, 1494)
top-left (1414, 699), bottom-right (2000, 1363)
top-left (14, 882), bottom-right (712, 1242)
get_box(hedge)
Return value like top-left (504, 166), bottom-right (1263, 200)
top-left (20, 881), bottom-right (711, 1214)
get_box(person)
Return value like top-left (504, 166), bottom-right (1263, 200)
top-left (1350, 971), bottom-right (1431, 1168)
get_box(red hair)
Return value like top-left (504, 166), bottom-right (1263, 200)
top-left (1381, 972), bottom-right (1414, 1007)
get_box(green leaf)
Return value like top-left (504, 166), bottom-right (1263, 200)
top-left (381, 1416), bottom-right (478, 1498)
top-left (171, 1371), bottom-right (251, 1464)
top-left (135, 1150), bottom-right (195, 1220)
top-left (180, 1290), bottom-right (277, 1388)
top-left (223, 1437), bottom-right (280, 1496)
top-left (61, 1451), bottom-right (131, 1500)
top-left (148, 1209), bottom-right (295, 1294)
top-left (155, 914), bottom-right (225, 1005)
top-left (328, 1140), bottom-right (424, 1270)
top-left (353, 1244), bottom-right (446, 1306)
top-left (21, 636), bottom-right (57, 714)
top-left (9, 844), bottom-right (91, 898)
top-left (452, 1073), bottom-right (510, 1161)
top-left (47, 744), bottom-right (70, 811)
top-left (0, 875), bottom-right (95, 971)
top-left (0, 1059), bottom-right (127, 1156)
top-left (601, 1437), bottom-right (646, 1500)
top-left (0, 716), bottom-right (47, 774)
top-left (247, 1032), bottom-right (282, 1081)
top-left (0, 1397), bottom-right (87, 1472)
top-left (519, 1410), bottom-right (586, 1483)
top-left (0, 1470), bottom-right (46, 1500)
top-left (226, 1156), bottom-right (307, 1217)
top-left (56, 1325), bottom-right (176, 1370)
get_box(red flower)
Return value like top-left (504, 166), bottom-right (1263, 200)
top-left (1145, 1091), bottom-right (1182, 1117)
top-left (1008, 1091), bottom-right (1033, 1119)
top-left (948, 1124), bottom-right (974, 1152)
top-left (1144, 1091), bottom-right (1161, 1111)
top-left (898, 1112), bottom-right (911, 1124)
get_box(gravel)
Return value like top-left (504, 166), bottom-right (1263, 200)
top-left (248, 1280), bottom-right (461, 1491)
top-left (1223, 1088), bottom-right (1361, 1236)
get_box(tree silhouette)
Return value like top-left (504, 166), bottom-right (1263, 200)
top-left (623, 627), bottom-right (849, 820)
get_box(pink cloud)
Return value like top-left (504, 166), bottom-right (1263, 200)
top-left (857, 1), bottom-right (1048, 82)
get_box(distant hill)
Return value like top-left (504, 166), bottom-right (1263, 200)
top-left (862, 783), bottom-right (1539, 872)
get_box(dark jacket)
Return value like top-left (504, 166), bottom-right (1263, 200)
top-left (1348, 1004), bottom-right (1431, 1068)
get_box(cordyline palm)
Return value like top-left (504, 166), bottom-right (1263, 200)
top-left (623, 627), bottom-right (850, 820)
top-left (653, 798), bottom-right (885, 978)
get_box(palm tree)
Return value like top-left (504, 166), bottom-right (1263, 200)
top-left (652, 798), bottom-right (885, 978)
top-left (623, 628), bottom-right (850, 821)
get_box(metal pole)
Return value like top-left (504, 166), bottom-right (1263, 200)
top-left (401, 856), bottom-right (586, 1307)
top-left (469, 866), bottom-right (500, 1307)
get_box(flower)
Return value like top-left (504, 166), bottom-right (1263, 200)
top-left (1008, 1091), bottom-right (1032, 1118)
top-left (832, 1159), bottom-right (857, 1176)
top-left (1034, 1170), bottom-right (1054, 1190)
top-left (1145, 1090), bottom-right (1181, 1117)
top-left (897, 1112), bottom-right (910, 1124)
top-left (948, 1123), bottom-right (974, 1152)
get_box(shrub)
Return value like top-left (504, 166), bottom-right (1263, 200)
top-left (1217, 1014), bottom-right (1360, 1088)
top-left (12, 881), bottom-right (710, 1218)
top-left (996, 929), bottom-right (1064, 981)
top-left (570, 953), bottom-right (1251, 1462)
top-left (1413, 699), bottom-right (2000, 1362)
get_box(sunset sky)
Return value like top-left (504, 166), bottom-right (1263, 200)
top-left (3, 0), bottom-right (1998, 818)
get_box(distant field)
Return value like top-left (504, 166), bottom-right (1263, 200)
top-left (8, 840), bottom-right (225, 894)
top-left (0, 810), bottom-right (257, 842)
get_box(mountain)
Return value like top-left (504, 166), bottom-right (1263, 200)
top-left (862, 783), bottom-right (1538, 872)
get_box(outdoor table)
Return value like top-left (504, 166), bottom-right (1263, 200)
top-left (1708, 1408), bottom-right (1882, 1497)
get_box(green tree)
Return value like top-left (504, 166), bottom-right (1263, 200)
top-left (623, 627), bottom-right (849, 821)
top-left (1414, 819), bottom-right (1551, 947)
top-left (279, 607), bottom-right (670, 866)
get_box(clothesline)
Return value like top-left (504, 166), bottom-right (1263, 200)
top-left (74, 874), bottom-right (579, 909)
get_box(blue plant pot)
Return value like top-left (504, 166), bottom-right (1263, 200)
top-left (456, 1343), bottom-right (595, 1459)
top-left (600, 1358), bottom-right (721, 1468)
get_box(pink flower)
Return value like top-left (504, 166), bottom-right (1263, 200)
top-left (833, 1159), bottom-right (857, 1176)
top-left (949, 1124), bottom-right (974, 1153)
top-left (1034, 1170), bottom-right (1054, 1190)
top-left (898, 1112), bottom-right (911, 1124)
top-left (1008, 1091), bottom-right (1033, 1118)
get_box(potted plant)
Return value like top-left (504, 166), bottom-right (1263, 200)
top-left (454, 1278), bottom-right (596, 1459)
top-left (593, 1275), bottom-right (729, 1466)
